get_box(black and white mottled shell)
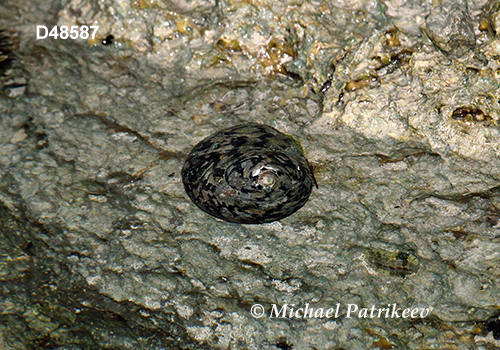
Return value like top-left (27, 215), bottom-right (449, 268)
top-left (182, 123), bottom-right (314, 224)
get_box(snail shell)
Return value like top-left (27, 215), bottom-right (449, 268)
top-left (182, 123), bottom-right (313, 224)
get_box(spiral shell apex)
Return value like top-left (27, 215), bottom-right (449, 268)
top-left (182, 123), bottom-right (314, 224)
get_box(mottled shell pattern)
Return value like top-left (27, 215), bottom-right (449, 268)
top-left (182, 123), bottom-right (314, 224)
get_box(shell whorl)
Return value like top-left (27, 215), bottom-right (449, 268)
top-left (182, 123), bottom-right (313, 224)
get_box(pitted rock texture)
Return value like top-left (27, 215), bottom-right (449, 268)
top-left (1, 0), bottom-right (500, 349)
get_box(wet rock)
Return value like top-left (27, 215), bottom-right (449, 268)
top-left (2, 0), bottom-right (500, 349)
top-left (423, 0), bottom-right (476, 57)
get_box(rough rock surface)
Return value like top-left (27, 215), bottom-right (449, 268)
top-left (1, 0), bottom-right (500, 349)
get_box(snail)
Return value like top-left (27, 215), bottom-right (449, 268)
top-left (182, 123), bottom-right (314, 224)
